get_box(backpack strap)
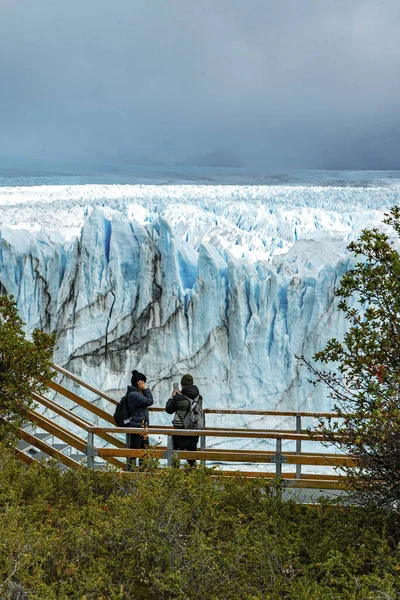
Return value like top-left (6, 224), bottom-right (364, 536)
top-left (177, 394), bottom-right (198, 425)
top-left (182, 394), bottom-right (200, 412)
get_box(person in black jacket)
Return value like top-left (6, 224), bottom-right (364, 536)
top-left (126, 369), bottom-right (154, 470)
top-left (165, 373), bottom-right (203, 466)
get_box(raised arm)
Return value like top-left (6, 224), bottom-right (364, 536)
top-left (165, 395), bottom-right (178, 414)
top-left (128, 388), bottom-right (153, 410)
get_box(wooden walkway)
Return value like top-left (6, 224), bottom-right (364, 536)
top-left (16, 364), bottom-right (353, 493)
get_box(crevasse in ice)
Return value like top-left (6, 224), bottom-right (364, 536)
top-left (0, 179), bottom-right (398, 414)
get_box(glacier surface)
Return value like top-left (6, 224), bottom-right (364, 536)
top-left (1, 173), bottom-right (400, 425)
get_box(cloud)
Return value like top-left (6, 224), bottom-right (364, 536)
top-left (1, 0), bottom-right (400, 168)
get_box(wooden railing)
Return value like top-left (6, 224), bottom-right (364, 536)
top-left (83, 426), bottom-right (352, 489)
top-left (18, 363), bottom-right (351, 490)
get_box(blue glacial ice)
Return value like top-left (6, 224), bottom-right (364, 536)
top-left (0, 177), bottom-right (399, 420)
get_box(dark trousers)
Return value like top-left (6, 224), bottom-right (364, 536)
top-left (126, 433), bottom-right (148, 471)
top-left (173, 435), bottom-right (198, 467)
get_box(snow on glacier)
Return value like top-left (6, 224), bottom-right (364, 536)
top-left (1, 181), bottom-right (398, 254)
top-left (1, 175), bottom-right (400, 448)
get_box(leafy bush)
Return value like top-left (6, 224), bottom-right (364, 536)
top-left (0, 448), bottom-right (399, 600)
top-left (301, 207), bottom-right (400, 509)
top-left (0, 295), bottom-right (55, 446)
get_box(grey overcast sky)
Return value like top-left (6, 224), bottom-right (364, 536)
top-left (1, 0), bottom-right (400, 169)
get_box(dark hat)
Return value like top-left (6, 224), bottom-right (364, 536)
top-left (131, 369), bottom-right (146, 387)
top-left (181, 373), bottom-right (194, 388)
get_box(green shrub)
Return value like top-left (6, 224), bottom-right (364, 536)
top-left (0, 295), bottom-right (55, 447)
top-left (0, 447), bottom-right (399, 599)
top-left (301, 207), bottom-right (400, 509)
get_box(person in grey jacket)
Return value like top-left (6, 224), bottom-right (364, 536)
top-left (126, 369), bottom-right (154, 469)
top-left (165, 373), bottom-right (202, 466)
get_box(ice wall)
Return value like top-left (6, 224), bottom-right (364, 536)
top-left (0, 207), bottom-right (351, 412)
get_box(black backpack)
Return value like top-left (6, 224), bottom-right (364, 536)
top-left (113, 393), bottom-right (131, 427)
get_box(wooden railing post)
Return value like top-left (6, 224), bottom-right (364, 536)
top-left (296, 414), bottom-right (301, 479)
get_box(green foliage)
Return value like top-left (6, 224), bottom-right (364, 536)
top-left (301, 206), bottom-right (400, 509)
top-left (0, 295), bottom-right (56, 446)
top-left (0, 448), bottom-right (399, 599)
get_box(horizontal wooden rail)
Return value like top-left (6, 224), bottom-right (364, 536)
top-left (25, 409), bottom-right (135, 469)
top-left (219, 471), bottom-right (346, 481)
top-left (31, 394), bottom-right (125, 470)
top-left (138, 424), bottom-right (319, 436)
top-left (116, 470), bottom-right (349, 490)
top-left (282, 478), bottom-right (349, 490)
top-left (106, 469), bottom-right (350, 491)
top-left (151, 407), bottom-right (339, 418)
top-left (33, 392), bottom-right (125, 450)
top-left (28, 409), bottom-right (87, 453)
top-left (52, 364), bottom-right (118, 405)
top-left (284, 454), bottom-right (354, 467)
top-left (52, 364), bottom-right (339, 418)
top-left (104, 446), bottom-right (336, 458)
top-left (15, 447), bottom-right (35, 465)
top-left (218, 473), bottom-right (350, 491)
top-left (98, 448), bottom-right (165, 458)
top-left (27, 408), bottom-right (131, 470)
top-left (96, 448), bottom-right (354, 467)
top-left (18, 428), bottom-right (82, 470)
top-left (47, 380), bottom-right (115, 424)
top-left (88, 426), bottom-right (330, 441)
top-left (33, 392), bottom-right (98, 431)
top-left (204, 408), bottom-right (339, 417)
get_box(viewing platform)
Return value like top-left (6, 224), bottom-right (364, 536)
top-left (16, 363), bottom-right (353, 499)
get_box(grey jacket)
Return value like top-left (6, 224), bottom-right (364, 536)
top-left (126, 385), bottom-right (154, 428)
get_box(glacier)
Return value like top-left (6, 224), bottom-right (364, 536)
top-left (1, 173), bottom-right (400, 425)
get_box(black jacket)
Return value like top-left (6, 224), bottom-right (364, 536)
top-left (165, 385), bottom-right (203, 429)
top-left (126, 385), bottom-right (154, 428)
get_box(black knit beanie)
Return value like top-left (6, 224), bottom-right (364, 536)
top-left (131, 369), bottom-right (147, 387)
top-left (181, 373), bottom-right (194, 388)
